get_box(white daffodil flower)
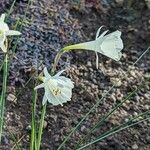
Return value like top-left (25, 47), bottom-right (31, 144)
top-left (0, 13), bottom-right (21, 52)
top-left (62, 26), bottom-right (123, 62)
top-left (34, 67), bottom-right (74, 106)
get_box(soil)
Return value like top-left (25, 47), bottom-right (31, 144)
top-left (0, 0), bottom-right (150, 150)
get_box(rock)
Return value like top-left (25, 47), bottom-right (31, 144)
top-left (132, 144), bottom-right (138, 149)
top-left (43, 120), bottom-right (48, 129)
top-left (145, 0), bottom-right (150, 9)
top-left (145, 104), bottom-right (150, 110)
top-left (87, 61), bottom-right (92, 67)
top-left (26, 125), bottom-right (31, 131)
top-left (1, 135), bottom-right (9, 145)
top-left (110, 94), bottom-right (116, 102)
top-left (130, 70), bottom-right (136, 78)
top-left (7, 94), bottom-right (17, 103)
top-left (81, 125), bottom-right (86, 132)
top-left (115, 0), bottom-right (124, 6)
top-left (146, 135), bottom-right (150, 143)
top-left (50, 114), bottom-right (57, 122)
top-left (143, 93), bottom-right (150, 99)
top-left (110, 78), bottom-right (122, 87)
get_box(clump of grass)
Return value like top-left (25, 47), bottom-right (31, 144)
top-left (0, 52), bottom-right (8, 142)
top-left (0, 0), bottom-right (32, 144)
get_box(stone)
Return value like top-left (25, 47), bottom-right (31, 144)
top-left (115, 0), bottom-right (124, 6)
top-left (132, 144), bottom-right (138, 149)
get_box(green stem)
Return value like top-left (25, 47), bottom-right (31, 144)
top-left (0, 53), bottom-right (8, 143)
top-left (36, 50), bottom-right (64, 149)
top-left (30, 89), bottom-right (37, 150)
top-left (51, 50), bottom-right (64, 74)
top-left (37, 102), bottom-right (47, 150)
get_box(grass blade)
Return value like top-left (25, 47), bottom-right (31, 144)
top-left (6, 0), bottom-right (17, 19)
top-left (0, 54), bottom-right (8, 143)
top-left (37, 102), bottom-right (47, 150)
top-left (30, 89), bottom-right (37, 150)
top-left (77, 111), bottom-right (150, 150)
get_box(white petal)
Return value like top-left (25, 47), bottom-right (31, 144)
top-left (95, 27), bottom-right (108, 69)
top-left (0, 34), bottom-right (7, 52)
top-left (54, 69), bottom-right (65, 77)
top-left (95, 26), bottom-right (103, 39)
top-left (0, 34), bottom-right (6, 45)
top-left (42, 94), bottom-right (47, 105)
top-left (62, 87), bottom-right (72, 98)
top-left (0, 22), bottom-right (9, 32)
top-left (0, 14), bottom-right (5, 22)
top-left (45, 86), bottom-right (63, 106)
top-left (56, 77), bottom-right (74, 88)
top-left (0, 43), bottom-right (7, 53)
top-left (43, 67), bottom-right (51, 78)
top-left (98, 30), bottom-right (109, 38)
top-left (54, 89), bottom-right (71, 104)
top-left (100, 30), bottom-right (123, 61)
top-left (5, 30), bottom-right (21, 36)
top-left (55, 87), bottom-right (72, 105)
top-left (34, 83), bottom-right (45, 90)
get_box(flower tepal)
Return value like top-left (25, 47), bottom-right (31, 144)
top-left (0, 13), bottom-right (21, 52)
top-left (62, 26), bottom-right (123, 61)
top-left (34, 67), bottom-right (74, 106)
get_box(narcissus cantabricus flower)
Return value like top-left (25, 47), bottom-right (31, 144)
top-left (62, 26), bottom-right (123, 62)
top-left (34, 67), bottom-right (74, 106)
top-left (0, 13), bottom-right (21, 52)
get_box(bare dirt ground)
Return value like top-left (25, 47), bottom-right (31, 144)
top-left (0, 0), bottom-right (150, 150)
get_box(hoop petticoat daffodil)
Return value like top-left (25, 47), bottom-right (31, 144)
top-left (62, 26), bottom-right (123, 62)
top-left (34, 67), bottom-right (74, 106)
top-left (0, 13), bottom-right (21, 52)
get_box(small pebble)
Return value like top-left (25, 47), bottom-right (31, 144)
top-left (87, 61), bottom-right (92, 67)
top-left (132, 144), bottom-right (138, 149)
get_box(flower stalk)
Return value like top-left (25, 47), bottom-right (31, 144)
top-left (36, 50), bottom-right (67, 150)
top-left (51, 50), bottom-right (64, 74)
top-left (0, 13), bottom-right (21, 144)
top-left (0, 44), bottom-right (8, 143)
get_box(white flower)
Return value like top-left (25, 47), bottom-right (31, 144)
top-left (0, 13), bottom-right (21, 52)
top-left (34, 67), bottom-right (74, 106)
top-left (62, 26), bottom-right (123, 61)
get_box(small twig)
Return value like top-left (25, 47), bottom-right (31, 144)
top-left (51, 50), bottom-right (64, 74)
top-left (11, 135), bottom-right (25, 150)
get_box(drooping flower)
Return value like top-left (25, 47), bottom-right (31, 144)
top-left (0, 14), bottom-right (21, 52)
top-left (62, 26), bottom-right (123, 62)
top-left (34, 67), bottom-right (74, 106)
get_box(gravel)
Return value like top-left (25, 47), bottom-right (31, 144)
top-left (0, 0), bottom-right (150, 149)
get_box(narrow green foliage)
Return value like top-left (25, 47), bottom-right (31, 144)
top-left (6, 0), bottom-right (17, 19)
top-left (77, 111), bottom-right (150, 150)
top-left (37, 102), bottom-right (47, 150)
top-left (74, 80), bottom-right (146, 148)
top-left (0, 54), bottom-right (8, 143)
top-left (30, 89), bottom-right (37, 150)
